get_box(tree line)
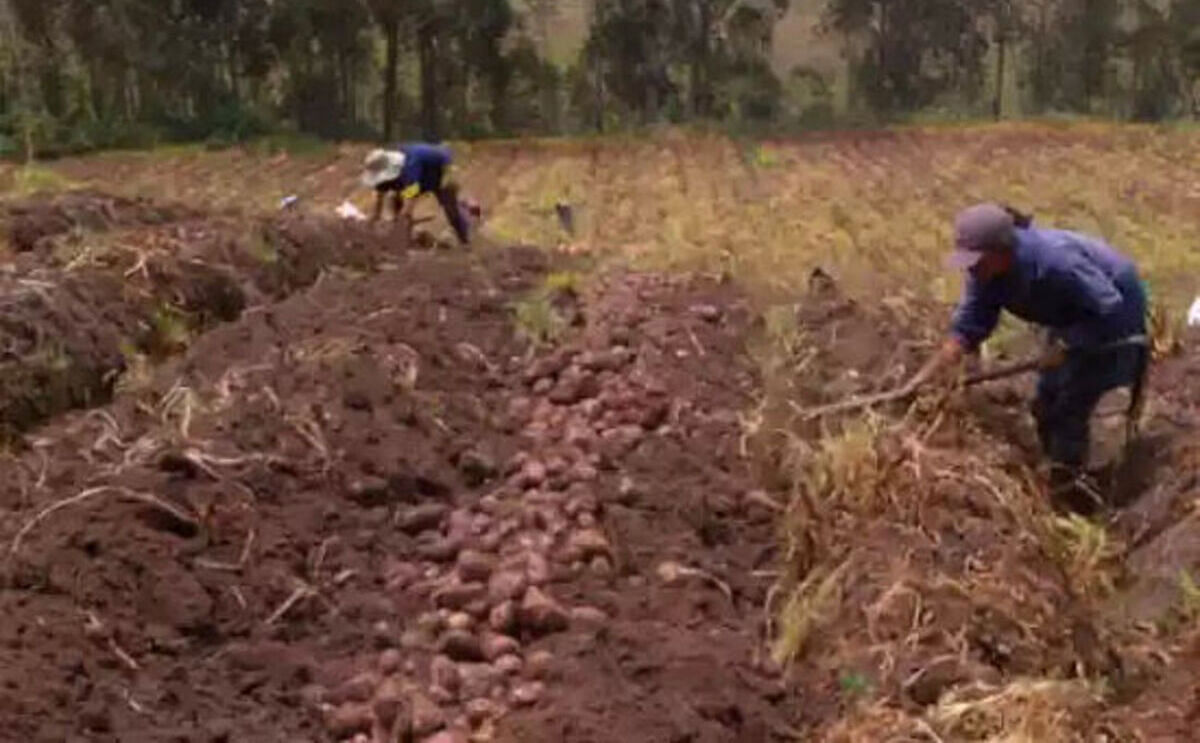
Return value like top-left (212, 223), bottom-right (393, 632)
top-left (829, 0), bottom-right (1200, 122)
top-left (3, 0), bottom-right (1200, 158)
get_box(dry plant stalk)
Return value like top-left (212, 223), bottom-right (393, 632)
top-left (770, 559), bottom-right (851, 667)
top-left (9, 486), bottom-right (199, 557)
top-left (929, 678), bottom-right (1102, 742)
top-left (194, 529), bottom-right (256, 572)
top-left (263, 581), bottom-right (317, 626)
top-left (159, 381), bottom-right (199, 439)
top-left (263, 537), bottom-right (348, 626)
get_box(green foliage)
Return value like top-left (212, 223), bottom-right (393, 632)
top-left (1178, 570), bottom-right (1200, 621)
top-left (6, 165), bottom-right (74, 196)
top-left (252, 132), bottom-right (331, 157)
top-left (579, 0), bottom-right (789, 127)
top-left (827, 0), bottom-right (988, 114)
top-left (0, 0), bottom-right (530, 152)
top-left (6, 0), bottom-right (1200, 150)
top-left (145, 305), bottom-right (192, 358)
top-left (511, 271), bottom-right (582, 346)
top-left (543, 271), bottom-right (582, 293)
top-left (245, 233), bottom-right (281, 265)
top-left (838, 671), bottom-right (874, 699)
top-left (512, 294), bottom-right (569, 346)
top-left (784, 65), bottom-right (835, 128)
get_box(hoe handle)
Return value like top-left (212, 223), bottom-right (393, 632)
top-left (797, 356), bottom-right (1042, 420)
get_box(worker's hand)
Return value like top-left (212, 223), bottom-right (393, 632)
top-left (897, 376), bottom-right (921, 400)
top-left (1039, 340), bottom-right (1068, 370)
top-left (962, 350), bottom-right (982, 377)
top-left (901, 337), bottom-right (967, 398)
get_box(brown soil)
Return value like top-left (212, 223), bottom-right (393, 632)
top-left (1, 189), bottom-right (1199, 743)
top-left (0, 191), bottom-right (403, 436)
top-left (0, 190), bottom-right (797, 742)
top-left (1, 190), bottom-right (200, 254)
top-left (0, 240), bottom-right (546, 741)
top-left (718, 279), bottom-right (1200, 741)
top-left (493, 273), bottom-right (790, 743)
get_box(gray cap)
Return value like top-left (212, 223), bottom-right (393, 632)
top-left (949, 203), bottom-right (1015, 269)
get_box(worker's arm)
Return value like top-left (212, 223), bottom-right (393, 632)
top-left (393, 183), bottom-right (421, 222)
top-left (903, 337), bottom-right (967, 395)
top-left (903, 277), bottom-right (999, 394)
top-left (371, 190), bottom-right (385, 222)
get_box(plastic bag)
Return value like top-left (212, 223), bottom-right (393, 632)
top-left (1188, 296), bottom-right (1200, 327)
top-left (336, 200), bottom-right (367, 221)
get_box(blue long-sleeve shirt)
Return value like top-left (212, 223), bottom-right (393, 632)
top-left (950, 227), bottom-right (1146, 351)
top-left (377, 143), bottom-right (452, 196)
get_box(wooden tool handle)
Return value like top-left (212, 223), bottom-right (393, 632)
top-left (797, 356), bottom-right (1043, 421)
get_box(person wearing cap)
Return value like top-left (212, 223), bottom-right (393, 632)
top-left (361, 143), bottom-right (475, 244)
top-left (904, 203), bottom-right (1149, 496)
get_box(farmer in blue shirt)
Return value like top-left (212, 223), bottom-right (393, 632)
top-left (904, 203), bottom-right (1149, 496)
top-left (361, 143), bottom-right (477, 245)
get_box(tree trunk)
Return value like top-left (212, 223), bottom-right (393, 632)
top-left (1034, 4), bottom-right (1047, 110)
top-left (490, 59), bottom-right (510, 134)
top-left (693, 1), bottom-right (711, 117)
top-left (338, 49), bottom-right (351, 132)
top-left (878, 3), bottom-right (890, 108)
top-left (418, 20), bottom-right (439, 140)
top-left (228, 41), bottom-right (241, 103)
top-left (593, 64), bottom-right (604, 133)
top-left (124, 67), bottom-right (136, 121)
top-left (382, 13), bottom-right (399, 141)
top-left (993, 34), bottom-right (1006, 119)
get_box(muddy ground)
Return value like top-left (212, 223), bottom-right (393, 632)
top-left (0, 190), bottom-right (1198, 742)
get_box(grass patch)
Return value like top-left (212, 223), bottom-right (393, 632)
top-left (145, 304), bottom-right (192, 358)
top-left (930, 678), bottom-right (1105, 741)
top-left (1175, 570), bottom-right (1200, 625)
top-left (245, 232), bottom-right (280, 264)
top-left (114, 340), bottom-right (154, 397)
top-left (511, 270), bottom-right (584, 347)
top-left (512, 293), bottom-right (569, 347)
top-left (771, 560), bottom-right (849, 667)
top-left (1046, 514), bottom-right (1120, 600)
top-left (542, 270), bottom-right (582, 293)
top-left (3, 165), bottom-right (75, 196)
top-left (249, 132), bottom-right (330, 157)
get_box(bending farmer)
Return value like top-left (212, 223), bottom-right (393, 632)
top-left (905, 203), bottom-right (1149, 489)
top-left (361, 143), bottom-right (474, 245)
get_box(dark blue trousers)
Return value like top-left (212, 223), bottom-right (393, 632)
top-left (1033, 343), bottom-right (1146, 468)
top-left (433, 184), bottom-right (471, 244)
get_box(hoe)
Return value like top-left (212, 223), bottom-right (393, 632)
top-left (796, 355), bottom-right (1045, 420)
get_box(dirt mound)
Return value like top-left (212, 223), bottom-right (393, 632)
top-left (1, 189), bottom-right (199, 254)
top-left (0, 245), bottom-right (546, 741)
top-left (493, 272), bottom-right (790, 742)
top-left (1, 199), bottom-right (1198, 743)
top-left (730, 280), bottom-right (1200, 741)
top-left (0, 198), bottom-right (404, 436)
top-left (0, 271), bottom-right (144, 437)
top-left (0, 247), bottom-right (807, 742)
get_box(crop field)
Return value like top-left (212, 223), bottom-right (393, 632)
top-left (1, 123), bottom-right (1199, 742)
